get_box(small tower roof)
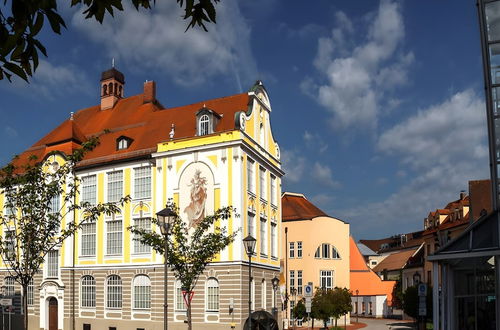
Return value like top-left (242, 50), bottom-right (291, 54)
top-left (101, 67), bottom-right (125, 84)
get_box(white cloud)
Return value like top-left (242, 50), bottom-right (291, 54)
top-left (343, 89), bottom-right (489, 237)
top-left (303, 0), bottom-right (413, 131)
top-left (281, 149), bottom-right (307, 184)
top-left (312, 162), bottom-right (340, 188)
top-left (310, 193), bottom-right (335, 208)
top-left (0, 60), bottom-right (91, 99)
top-left (303, 130), bottom-right (328, 153)
top-left (71, 1), bottom-right (257, 89)
top-left (3, 126), bottom-right (18, 138)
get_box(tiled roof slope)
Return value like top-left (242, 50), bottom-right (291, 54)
top-left (13, 92), bottom-right (249, 168)
top-left (282, 192), bottom-right (328, 221)
top-left (372, 248), bottom-right (418, 273)
top-left (350, 237), bottom-right (395, 303)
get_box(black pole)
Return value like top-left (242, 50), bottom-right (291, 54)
top-left (164, 235), bottom-right (168, 330)
top-left (248, 255), bottom-right (252, 330)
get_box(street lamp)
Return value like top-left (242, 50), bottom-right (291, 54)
top-left (157, 206), bottom-right (177, 330)
top-left (243, 235), bottom-right (257, 330)
top-left (272, 276), bottom-right (279, 319)
top-left (355, 289), bottom-right (359, 324)
top-left (413, 272), bottom-right (421, 330)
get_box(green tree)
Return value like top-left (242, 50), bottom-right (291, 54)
top-left (331, 287), bottom-right (352, 327)
top-left (129, 201), bottom-right (237, 330)
top-left (402, 285), bottom-right (433, 322)
top-left (311, 287), bottom-right (335, 329)
top-left (0, 137), bottom-right (129, 330)
top-left (0, 0), bottom-right (220, 82)
top-left (392, 277), bottom-right (403, 309)
top-left (292, 298), bottom-right (307, 323)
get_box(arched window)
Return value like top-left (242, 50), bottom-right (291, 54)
top-left (4, 277), bottom-right (14, 296)
top-left (259, 123), bottom-right (266, 147)
top-left (114, 83), bottom-right (118, 95)
top-left (108, 82), bottom-right (113, 95)
top-left (206, 277), bottom-right (219, 312)
top-left (117, 138), bottom-right (129, 150)
top-left (103, 84), bottom-right (108, 96)
top-left (332, 246), bottom-right (341, 259)
top-left (175, 280), bottom-right (187, 311)
top-left (133, 275), bottom-right (151, 309)
top-left (199, 114), bottom-right (210, 136)
top-left (81, 275), bottom-right (96, 308)
top-left (314, 244), bottom-right (341, 259)
top-left (106, 275), bottom-right (122, 309)
top-left (119, 85), bottom-right (123, 97)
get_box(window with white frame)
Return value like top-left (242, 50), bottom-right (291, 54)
top-left (133, 217), bottom-right (151, 254)
top-left (259, 167), bottom-right (266, 200)
top-left (261, 279), bottom-right (266, 309)
top-left (3, 193), bottom-right (15, 216)
top-left (27, 278), bottom-right (34, 306)
top-left (271, 222), bottom-right (277, 258)
top-left (134, 167), bottom-right (151, 199)
top-left (260, 217), bottom-right (267, 256)
top-left (322, 243), bottom-right (330, 259)
top-left (106, 215), bottom-right (122, 255)
top-left (107, 170), bottom-right (123, 203)
top-left (248, 212), bottom-right (255, 238)
top-left (81, 221), bottom-right (96, 257)
top-left (81, 175), bottom-right (97, 205)
top-left (297, 241), bottom-right (303, 258)
top-left (199, 114), bottom-right (210, 136)
top-left (289, 270), bottom-right (295, 291)
top-left (259, 123), bottom-right (265, 147)
top-left (133, 275), bottom-right (151, 309)
top-left (206, 278), bottom-right (219, 312)
top-left (314, 244), bottom-right (341, 259)
top-left (175, 280), bottom-right (187, 311)
top-left (81, 275), bottom-right (96, 308)
top-left (48, 194), bottom-right (60, 215)
top-left (117, 138), bottom-right (129, 150)
top-left (4, 229), bottom-right (15, 261)
top-left (320, 270), bottom-right (334, 290)
top-left (247, 158), bottom-right (255, 193)
top-left (106, 275), bottom-right (122, 309)
top-left (289, 242), bottom-right (295, 258)
top-left (297, 270), bottom-right (303, 295)
top-left (47, 250), bottom-right (58, 278)
top-left (270, 175), bottom-right (277, 206)
top-left (332, 246), bottom-right (340, 259)
top-left (4, 277), bottom-right (14, 296)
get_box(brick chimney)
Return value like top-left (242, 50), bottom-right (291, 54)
top-left (143, 80), bottom-right (156, 104)
top-left (100, 67), bottom-right (125, 110)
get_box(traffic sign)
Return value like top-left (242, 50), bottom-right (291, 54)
top-left (419, 307), bottom-right (426, 316)
top-left (418, 283), bottom-right (427, 297)
top-left (304, 284), bottom-right (313, 297)
top-left (0, 299), bottom-right (11, 306)
top-left (305, 298), bottom-right (311, 313)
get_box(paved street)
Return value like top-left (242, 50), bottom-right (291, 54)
top-left (360, 318), bottom-right (416, 330)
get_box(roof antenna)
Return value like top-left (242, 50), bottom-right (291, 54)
top-left (70, 112), bottom-right (74, 120)
top-left (112, 58), bottom-right (115, 68)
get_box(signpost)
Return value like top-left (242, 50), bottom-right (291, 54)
top-left (418, 283), bottom-right (427, 330)
top-left (305, 282), bottom-right (313, 329)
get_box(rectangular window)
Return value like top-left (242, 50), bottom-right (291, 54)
top-left (297, 241), bottom-right (302, 258)
top-left (4, 230), bottom-right (15, 261)
top-left (247, 158), bottom-right (255, 193)
top-left (3, 194), bottom-right (15, 216)
top-left (27, 278), bottom-right (34, 306)
top-left (320, 270), bottom-right (334, 290)
top-left (260, 217), bottom-right (267, 256)
top-left (176, 283), bottom-right (187, 311)
top-left (369, 301), bottom-right (373, 315)
top-left (289, 242), bottom-right (295, 258)
top-left (49, 194), bottom-right (60, 215)
top-left (289, 270), bottom-right (295, 291)
top-left (106, 216), bottom-right (122, 255)
top-left (271, 222), bottom-right (277, 258)
top-left (259, 167), bottom-right (266, 200)
top-left (270, 175), bottom-right (277, 206)
top-left (297, 270), bottom-right (303, 295)
top-left (133, 217), bottom-right (151, 254)
top-left (134, 167), bottom-right (151, 199)
top-left (83, 324), bottom-right (91, 330)
top-left (47, 250), bottom-right (58, 278)
top-left (81, 175), bottom-right (97, 205)
top-left (248, 212), bottom-right (255, 238)
top-left (107, 170), bottom-right (123, 203)
top-left (81, 221), bottom-right (96, 257)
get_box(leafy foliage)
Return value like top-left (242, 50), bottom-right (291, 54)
top-left (0, 136), bottom-right (130, 330)
top-left (128, 200), bottom-right (237, 330)
top-left (310, 287), bottom-right (352, 328)
top-left (392, 277), bottom-right (403, 309)
top-left (0, 0), bottom-right (220, 82)
top-left (402, 285), bottom-right (433, 321)
top-left (292, 298), bottom-right (307, 321)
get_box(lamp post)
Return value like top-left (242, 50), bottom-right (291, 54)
top-left (413, 272), bottom-right (421, 330)
top-left (157, 207), bottom-right (177, 330)
top-left (243, 235), bottom-right (257, 330)
top-left (284, 227), bottom-right (288, 329)
top-left (355, 289), bottom-right (359, 324)
top-left (272, 276), bottom-right (279, 320)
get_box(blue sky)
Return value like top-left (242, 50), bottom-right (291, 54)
top-left (0, 0), bottom-right (489, 239)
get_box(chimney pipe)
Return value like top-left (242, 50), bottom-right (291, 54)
top-left (460, 190), bottom-right (466, 200)
top-left (143, 80), bottom-right (156, 104)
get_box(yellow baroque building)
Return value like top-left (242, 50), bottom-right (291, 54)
top-left (1, 67), bottom-right (283, 330)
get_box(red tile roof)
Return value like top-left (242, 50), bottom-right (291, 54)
top-left (281, 192), bottom-right (329, 221)
top-left (350, 237), bottom-right (395, 304)
top-left (12, 91), bottom-right (250, 168)
top-left (372, 248), bottom-right (418, 273)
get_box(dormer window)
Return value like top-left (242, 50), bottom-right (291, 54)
top-left (116, 136), bottom-right (133, 150)
top-left (196, 107), bottom-right (221, 136)
top-left (199, 114), bottom-right (210, 136)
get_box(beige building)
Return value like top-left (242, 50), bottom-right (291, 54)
top-left (281, 192), bottom-right (350, 327)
